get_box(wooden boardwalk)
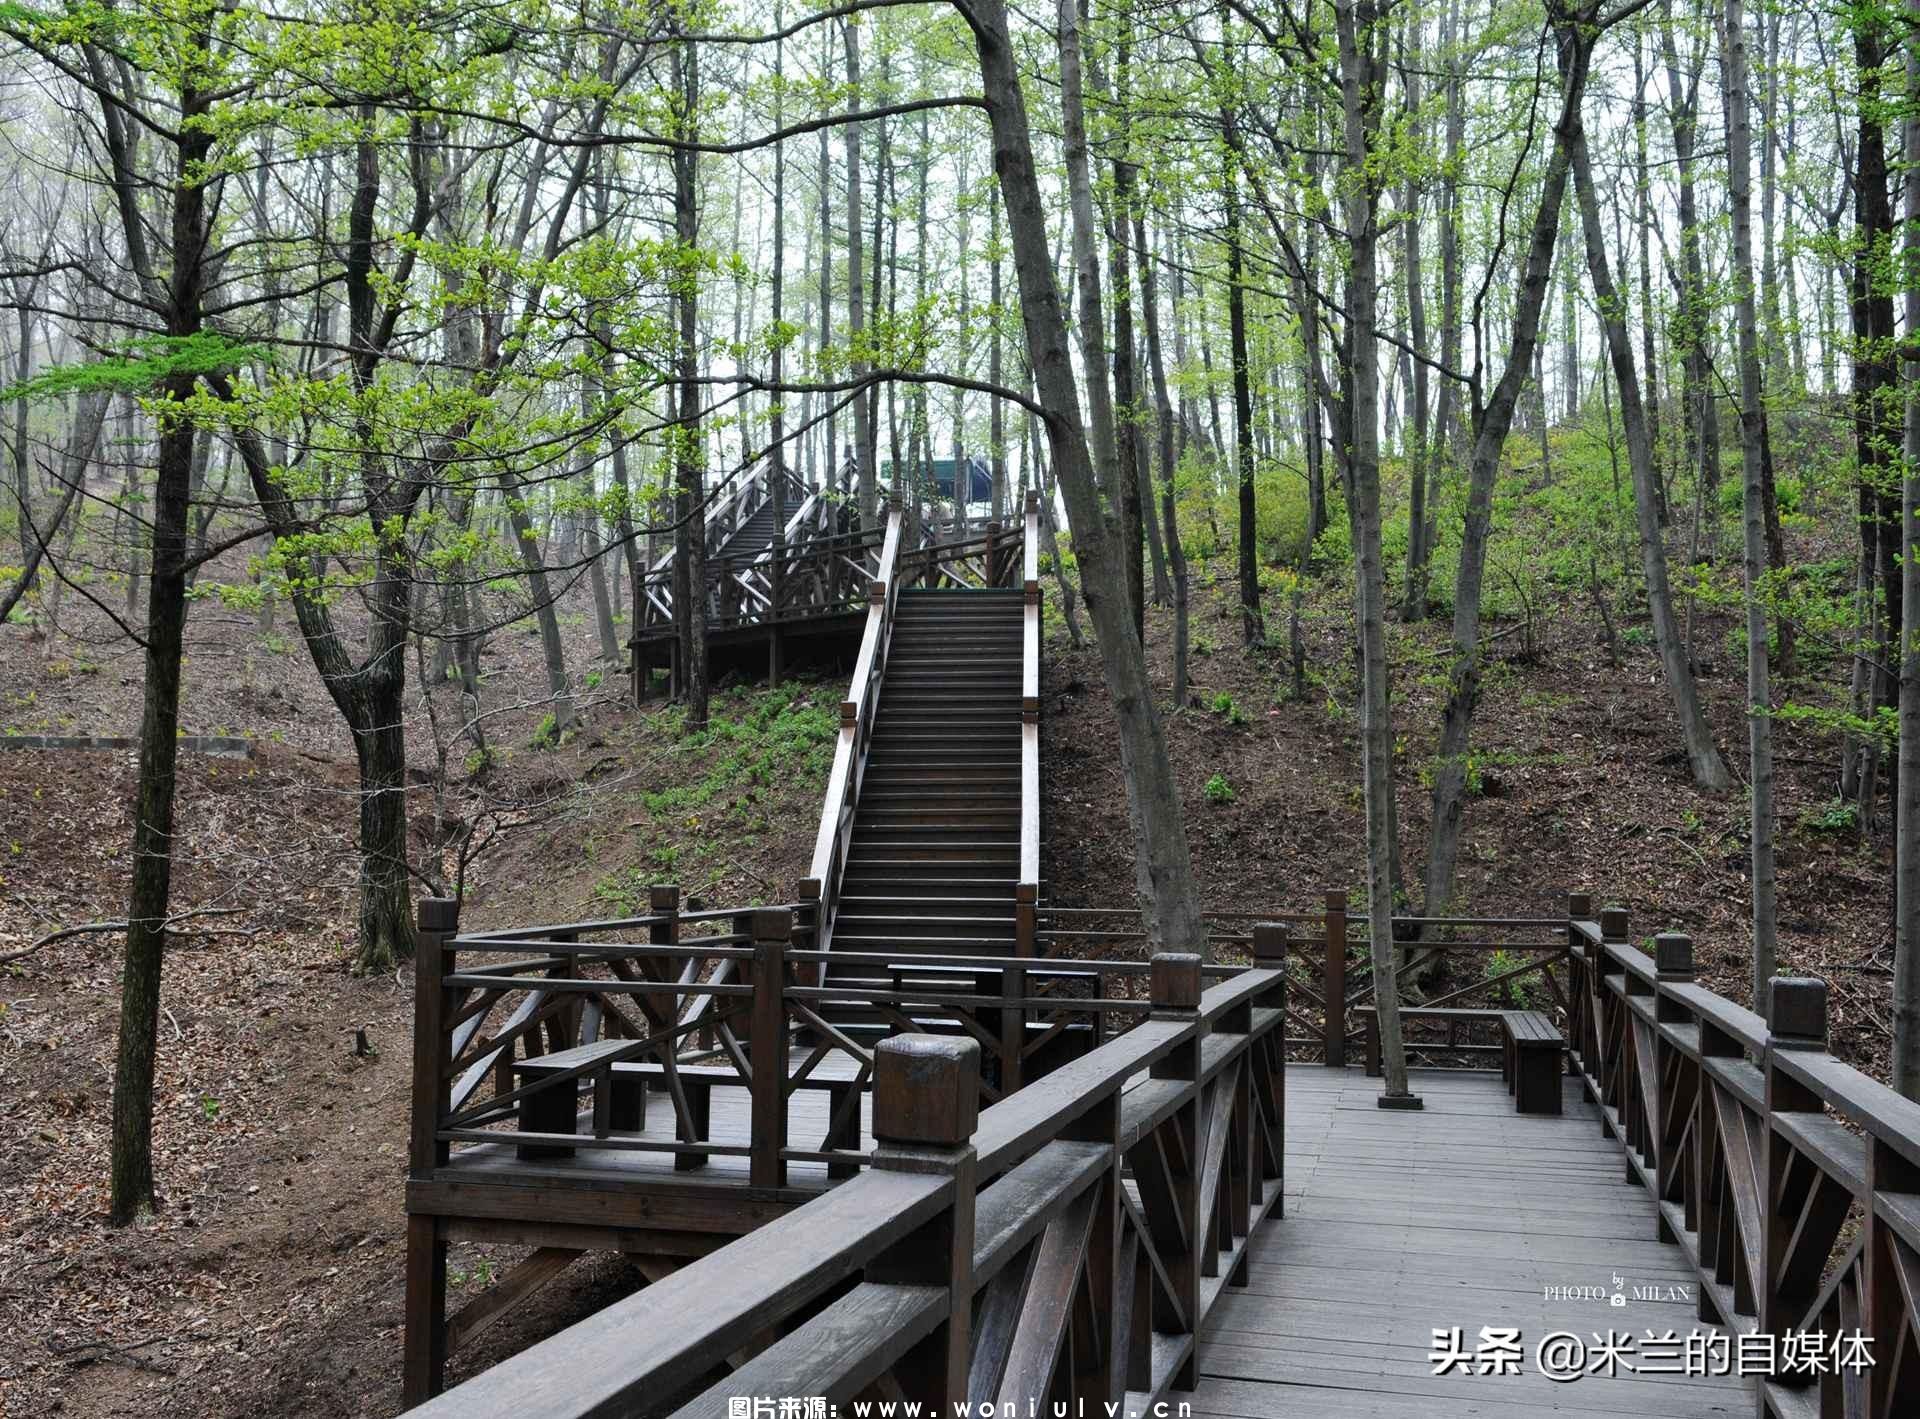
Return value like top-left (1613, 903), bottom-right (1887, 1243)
top-left (1192, 1066), bottom-right (1748, 1419)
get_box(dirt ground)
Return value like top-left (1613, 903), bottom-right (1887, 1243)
top-left (0, 544), bottom-right (1901, 1417)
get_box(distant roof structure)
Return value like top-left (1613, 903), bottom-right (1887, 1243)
top-left (879, 454), bottom-right (993, 504)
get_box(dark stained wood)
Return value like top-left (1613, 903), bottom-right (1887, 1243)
top-left (402, 1213), bottom-right (447, 1408)
top-left (445, 1247), bottom-right (580, 1355)
top-left (995, 1184), bottom-right (1097, 1403)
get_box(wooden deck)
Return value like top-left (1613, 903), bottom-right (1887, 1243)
top-left (1192, 1066), bottom-right (1747, 1419)
top-left (432, 1050), bottom-right (874, 1197)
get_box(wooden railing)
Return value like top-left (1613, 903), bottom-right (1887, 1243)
top-left (902, 518), bottom-right (1025, 590)
top-left (799, 501), bottom-right (904, 956)
top-left (1039, 895), bottom-right (1350, 1062)
top-left (410, 888), bottom-right (820, 1186)
top-left (1565, 902), bottom-right (1920, 1419)
top-left (1007, 489), bottom-right (1043, 1095)
top-left (635, 469), bottom-right (860, 642)
top-left (409, 944), bottom-right (1287, 1418)
top-left (1039, 895), bottom-right (1587, 1072)
top-left (411, 888), bottom-right (1259, 1188)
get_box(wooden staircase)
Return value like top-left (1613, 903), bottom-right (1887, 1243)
top-left (801, 495), bottom-right (1047, 1079)
top-left (829, 588), bottom-right (1024, 980)
top-left (715, 491), bottom-right (785, 562)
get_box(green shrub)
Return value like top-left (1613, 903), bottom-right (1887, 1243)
top-left (1204, 773), bottom-right (1235, 805)
top-left (1797, 798), bottom-right (1859, 835)
top-left (529, 712), bottom-right (562, 750)
top-left (1209, 691), bottom-right (1248, 726)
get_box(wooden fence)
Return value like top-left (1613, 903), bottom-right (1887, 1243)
top-left (1039, 892), bottom-right (1579, 1071)
top-left (409, 945), bottom-right (1287, 1416)
top-left (1566, 903), bottom-right (1920, 1419)
top-left (411, 894), bottom-right (1267, 1190)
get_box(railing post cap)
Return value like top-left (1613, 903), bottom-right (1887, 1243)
top-left (1568, 892), bottom-right (1593, 919)
top-left (1151, 952), bottom-right (1204, 1011)
top-left (1324, 888), bottom-right (1347, 911)
top-left (1768, 976), bottom-right (1828, 1048)
top-left (798, 877), bottom-right (822, 901)
top-left (752, 907), bottom-right (793, 942)
top-left (1025, 489), bottom-right (1040, 511)
top-left (649, 883), bottom-right (680, 910)
top-left (1653, 932), bottom-right (1694, 980)
top-left (840, 700), bottom-right (858, 727)
top-left (873, 1035), bottom-right (979, 1147)
top-left (1252, 921), bottom-right (1288, 964)
top-left (416, 896), bottom-right (458, 933)
top-left (1599, 905), bottom-right (1629, 940)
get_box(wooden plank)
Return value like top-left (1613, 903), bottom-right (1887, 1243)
top-left (445, 1247), bottom-right (581, 1354)
top-left (670, 1283), bottom-right (948, 1419)
top-left (996, 1186), bottom-right (1098, 1404)
top-left (407, 1168), bottom-right (950, 1419)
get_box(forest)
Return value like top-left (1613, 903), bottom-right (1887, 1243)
top-left (4, 0), bottom-right (1920, 1412)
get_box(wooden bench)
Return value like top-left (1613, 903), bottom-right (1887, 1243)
top-left (511, 1040), bottom-right (867, 1173)
top-left (1499, 1009), bottom-right (1565, 1116)
top-left (1355, 1005), bottom-right (1565, 1116)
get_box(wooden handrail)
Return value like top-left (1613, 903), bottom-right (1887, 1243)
top-left (411, 951), bottom-right (1289, 1418)
top-left (801, 501), bottom-right (903, 948)
top-left (1562, 898), bottom-right (1920, 1418)
top-left (1019, 489), bottom-right (1041, 893)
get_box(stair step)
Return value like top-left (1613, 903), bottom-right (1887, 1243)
top-left (838, 895), bottom-right (1019, 913)
top-left (833, 935), bottom-right (1019, 954)
top-left (847, 844), bottom-right (1021, 862)
top-left (859, 789), bottom-right (1022, 802)
top-left (861, 762), bottom-right (1021, 775)
top-left (840, 870), bottom-right (1024, 888)
top-left (835, 915), bottom-right (1017, 937)
top-left (856, 821), bottom-right (1019, 838)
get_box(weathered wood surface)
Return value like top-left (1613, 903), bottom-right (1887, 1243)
top-left (1188, 1067), bottom-right (1747, 1419)
top-left (432, 1046), bottom-right (877, 1193)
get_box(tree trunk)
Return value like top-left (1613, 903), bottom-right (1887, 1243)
top-left (1662, 0), bottom-right (1720, 560)
top-left (1222, 96), bottom-right (1262, 645)
top-left (1570, 127), bottom-right (1729, 790)
top-left (965, 0), bottom-right (1205, 954)
top-left (842, 19), bottom-right (876, 528)
top-left (1896, 0), bottom-right (1920, 1099)
top-left (1423, 20), bottom-right (1596, 922)
top-left (1631, 33), bottom-right (1667, 526)
top-left (1136, 211), bottom-right (1189, 707)
top-left (1057, 0), bottom-right (1121, 512)
top-left (1334, 0), bottom-right (1413, 1102)
top-left (673, 38), bottom-right (709, 728)
top-left (501, 470), bottom-right (578, 731)
top-left (111, 387), bottom-right (194, 1225)
top-left (1399, 17), bottom-right (1431, 619)
top-left (1722, 0), bottom-right (1778, 1004)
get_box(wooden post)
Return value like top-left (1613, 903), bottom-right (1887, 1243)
top-left (1762, 976), bottom-right (1828, 1350)
top-left (1147, 952), bottom-right (1204, 1388)
top-left (403, 1213), bottom-right (448, 1407)
top-left (1647, 933), bottom-right (1694, 1242)
top-left (1251, 923), bottom-right (1287, 1199)
top-left (1005, 885), bottom-right (1035, 1092)
top-left (1322, 889), bottom-right (1347, 1066)
top-left (868, 1036), bottom-right (978, 1413)
top-left (403, 897), bottom-right (457, 1409)
top-left (750, 908), bottom-right (792, 1189)
top-left (410, 897), bottom-right (458, 1175)
top-left (1868, 1127), bottom-right (1920, 1419)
